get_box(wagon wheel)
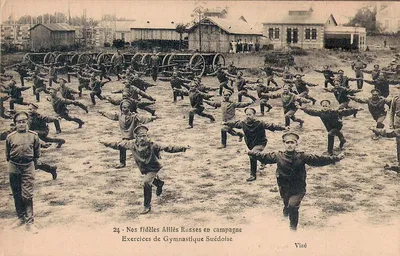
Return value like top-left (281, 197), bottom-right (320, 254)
top-left (212, 53), bottom-right (225, 72)
top-left (95, 52), bottom-right (104, 63)
top-left (71, 53), bottom-right (81, 65)
top-left (55, 53), bottom-right (67, 65)
top-left (77, 53), bottom-right (92, 66)
top-left (162, 54), bottom-right (171, 67)
top-left (96, 53), bottom-right (113, 73)
top-left (111, 52), bottom-right (126, 71)
top-left (141, 53), bottom-right (151, 67)
top-left (44, 52), bottom-right (57, 65)
top-left (132, 53), bottom-right (142, 64)
top-left (22, 53), bottom-right (32, 64)
top-left (189, 53), bottom-right (206, 77)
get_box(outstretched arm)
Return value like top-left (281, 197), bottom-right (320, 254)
top-left (363, 79), bottom-right (375, 85)
top-left (304, 153), bottom-right (343, 166)
top-left (338, 107), bottom-right (362, 117)
top-left (98, 111), bottom-right (119, 121)
top-left (248, 151), bottom-right (278, 164)
top-left (203, 100), bottom-right (221, 108)
top-left (223, 120), bottom-right (243, 129)
top-left (262, 122), bottom-right (287, 131)
top-left (100, 140), bottom-right (133, 150)
top-left (347, 96), bottom-right (368, 104)
top-left (154, 144), bottom-right (189, 154)
top-left (300, 107), bottom-right (323, 117)
top-left (370, 128), bottom-right (399, 138)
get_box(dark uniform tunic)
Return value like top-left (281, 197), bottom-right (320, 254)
top-left (351, 96), bottom-right (390, 121)
top-left (6, 130), bottom-right (40, 199)
top-left (225, 120), bottom-right (286, 150)
top-left (249, 151), bottom-right (341, 195)
top-left (364, 78), bottom-right (400, 98)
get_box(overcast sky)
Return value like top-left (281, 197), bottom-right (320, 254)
top-left (0, 0), bottom-right (387, 25)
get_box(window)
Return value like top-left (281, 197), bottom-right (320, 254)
top-left (121, 32), bottom-right (125, 40)
top-left (384, 19), bottom-right (389, 29)
top-left (274, 28), bottom-right (280, 39)
top-left (287, 28), bottom-right (292, 43)
top-left (305, 28), bottom-right (311, 40)
top-left (311, 29), bottom-right (317, 40)
top-left (293, 28), bottom-right (298, 43)
top-left (268, 28), bottom-right (274, 39)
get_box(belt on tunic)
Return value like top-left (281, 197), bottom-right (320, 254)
top-left (9, 158), bottom-right (33, 165)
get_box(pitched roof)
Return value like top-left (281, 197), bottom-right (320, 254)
top-left (115, 21), bottom-right (136, 31)
top-left (188, 17), bottom-right (262, 35)
top-left (263, 10), bottom-right (336, 25)
top-left (130, 20), bottom-right (180, 30)
top-left (29, 23), bottom-right (75, 32)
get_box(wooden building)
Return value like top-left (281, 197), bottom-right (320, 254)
top-left (29, 23), bottom-right (75, 51)
top-left (263, 8), bottom-right (366, 50)
top-left (187, 17), bottom-right (262, 53)
top-left (129, 20), bottom-right (186, 49)
top-left (130, 20), bottom-right (183, 41)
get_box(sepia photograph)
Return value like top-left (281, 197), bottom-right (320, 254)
top-left (0, 0), bottom-right (399, 255)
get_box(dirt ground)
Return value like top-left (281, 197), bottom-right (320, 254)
top-left (0, 50), bottom-right (399, 256)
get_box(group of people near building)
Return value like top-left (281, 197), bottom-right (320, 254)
top-left (229, 39), bottom-right (261, 54)
top-left (1, 50), bottom-right (399, 233)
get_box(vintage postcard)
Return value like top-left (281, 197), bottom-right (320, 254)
top-left (0, 0), bottom-right (399, 255)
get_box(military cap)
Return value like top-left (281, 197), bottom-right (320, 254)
top-left (257, 78), bottom-right (264, 83)
top-left (29, 103), bottom-right (39, 109)
top-left (320, 99), bottom-right (331, 106)
top-left (244, 107), bottom-right (256, 114)
top-left (391, 59), bottom-right (397, 63)
top-left (283, 83), bottom-right (292, 88)
top-left (282, 132), bottom-right (299, 142)
top-left (337, 69), bottom-right (344, 73)
top-left (371, 89), bottom-right (381, 94)
top-left (237, 71), bottom-right (243, 76)
top-left (133, 125), bottom-right (149, 136)
top-left (13, 111), bottom-right (29, 123)
top-left (294, 74), bottom-right (303, 78)
top-left (373, 64), bottom-right (379, 68)
top-left (119, 99), bottom-right (131, 110)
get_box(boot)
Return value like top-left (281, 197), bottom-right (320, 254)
top-left (24, 198), bottom-right (34, 226)
top-left (218, 131), bottom-right (227, 149)
top-left (339, 138), bottom-right (346, 149)
top-left (247, 157), bottom-right (257, 182)
top-left (266, 105), bottom-right (272, 112)
top-left (56, 139), bottom-right (66, 148)
top-left (327, 135), bottom-right (335, 155)
top-left (115, 162), bottom-right (126, 169)
top-left (283, 206), bottom-right (289, 217)
top-left (78, 120), bottom-right (84, 128)
top-left (285, 117), bottom-right (290, 127)
top-left (153, 178), bottom-right (164, 196)
top-left (141, 184), bottom-right (152, 214)
top-left (51, 167), bottom-right (57, 180)
top-left (289, 207), bottom-right (299, 231)
top-left (188, 113), bottom-right (194, 128)
top-left (117, 148), bottom-right (127, 169)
